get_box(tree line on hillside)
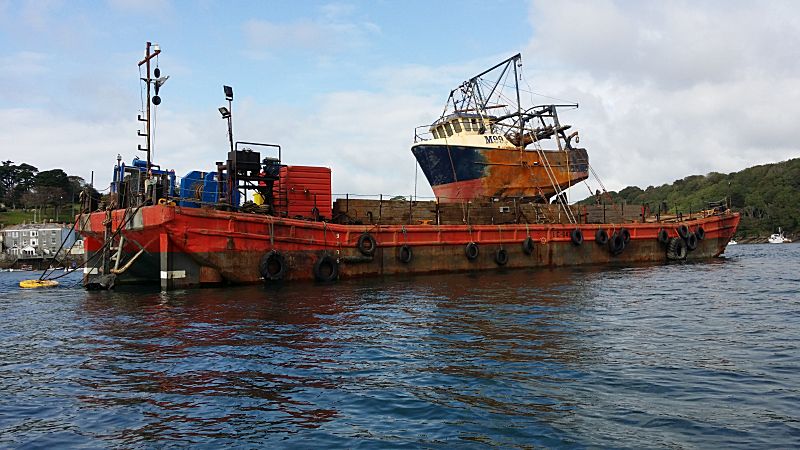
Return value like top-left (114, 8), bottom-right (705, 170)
top-left (579, 158), bottom-right (800, 238)
top-left (0, 160), bottom-right (100, 218)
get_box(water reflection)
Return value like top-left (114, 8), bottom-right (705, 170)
top-left (74, 268), bottom-right (599, 444)
top-left (3, 247), bottom-right (795, 447)
top-left (78, 285), bottom-right (355, 444)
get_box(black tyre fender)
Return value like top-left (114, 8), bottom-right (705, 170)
top-left (313, 254), bottom-right (339, 282)
top-left (495, 248), bottom-right (509, 266)
top-left (397, 244), bottom-right (413, 264)
top-left (608, 232), bottom-right (625, 256)
top-left (677, 224), bottom-right (690, 239)
top-left (522, 236), bottom-right (535, 255)
top-left (686, 232), bottom-right (698, 251)
top-left (465, 242), bottom-right (479, 260)
top-left (667, 237), bottom-right (688, 260)
top-left (595, 229), bottom-right (609, 246)
top-left (259, 250), bottom-right (286, 281)
top-left (696, 226), bottom-right (705, 240)
top-left (620, 228), bottom-right (631, 244)
top-left (356, 232), bottom-right (377, 256)
top-left (571, 228), bottom-right (584, 245)
top-left (657, 229), bottom-right (669, 246)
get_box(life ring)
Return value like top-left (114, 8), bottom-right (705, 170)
top-left (571, 228), bottom-right (584, 245)
top-left (666, 237), bottom-right (687, 260)
top-left (686, 232), bottom-right (698, 251)
top-left (677, 224), bottom-right (690, 239)
top-left (620, 228), bottom-right (631, 244)
top-left (595, 229), bottom-right (609, 246)
top-left (158, 198), bottom-right (168, 205)
top-left (495, 248), bottom-right (509, 266)
top-left (397, 244), bottom-right (413, 264)
top-left (522, 236), bottom-right (535, 255)
top-left (608, 232), bottom-right (625, 256)
top-left (356, 232), bottom-right (377, 256)
top-left (259, 250), bottom-right (286, 281)
top-left (696, 226), bottom-right (705, 240)
top-left (313, 254), bottom-right (338, 282)
top-left (465, 242), bottom-right (479, 260)
top-left (657, 229), bottom-right (669, 246)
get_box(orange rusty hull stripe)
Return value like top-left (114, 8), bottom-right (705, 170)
top-left (80, 205), bottom-right (740, 288)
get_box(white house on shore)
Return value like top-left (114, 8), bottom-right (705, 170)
top-left (0, 223), bottom-right (81, 258)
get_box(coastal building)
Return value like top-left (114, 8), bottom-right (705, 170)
top-left (0, 223), bottom-right (80, 258)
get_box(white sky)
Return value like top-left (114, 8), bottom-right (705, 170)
top-left (0, 0), bottom-right (798, 201)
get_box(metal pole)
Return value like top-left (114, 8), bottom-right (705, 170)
top-left (513, 58), bottom-right (522, 148)
top-left (227, 99), bottom-right (234, 154)
top-left (145, 42), bottom-right (152, 174)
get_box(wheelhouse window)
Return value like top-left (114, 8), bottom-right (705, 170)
top-left (438, 125), bottom-right (446, 138)
top-left (431, 129), bottom-right (439, 139)
top-left (462, 118), bottom-right (472, 131)
top-left (452, 120), bottom-right (462, 133)
top-left (444, 123), bottom-right (453, 136)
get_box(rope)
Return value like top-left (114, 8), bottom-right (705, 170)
top-left (38, 193), bottom-right (97, 281)
top-left (497, 225), bottom-right (503, 249)
top-left (269, 219), bottom-right (274, 249)
top-left (57, 195), bottom-right (146, 284)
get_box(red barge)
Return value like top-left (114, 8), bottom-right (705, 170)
top-left (79, 45), bottom-right (739, 290)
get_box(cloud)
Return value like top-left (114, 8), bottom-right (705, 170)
top-left (106, 0), bottom-right (171, 13)
top-left (525, 0), bottom-right (800, 196)
top-left (529, 0), bottom-right (800, 89)
top-left (4, 0), bottom-right (797, 208)
top-left (0, 52), bottom-right (52, 104)
top-left (0, 108), bottom-right (132, 188)
top-left (0, 51), bottom-right (49, 77)
top-left (18, 0), bottom-right (62, 30)
top-left (242, 5), bottom-right (380, 58)
top-left (0, 88), bottom-right (440, 201)
top-left (229, 90), bottom-right (441, 198)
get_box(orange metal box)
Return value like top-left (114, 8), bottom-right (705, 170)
top-left (274, 165), bottom-right (332, 219)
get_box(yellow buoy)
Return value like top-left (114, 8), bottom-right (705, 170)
top-left (19, 279), bottom-right (59, 289)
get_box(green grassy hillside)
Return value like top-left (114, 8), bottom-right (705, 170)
top-left (579, 158), bottom-right (800, 239)
top-left (0, 206), bottom-right (78, 228)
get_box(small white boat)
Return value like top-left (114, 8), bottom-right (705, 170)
top-left (728, 239), bottom-right (738, 245)
top-left (768, 228), bottom-right (792, 244)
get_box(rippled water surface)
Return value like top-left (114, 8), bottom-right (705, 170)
top-left (1, 244), bottom-right (798, 448)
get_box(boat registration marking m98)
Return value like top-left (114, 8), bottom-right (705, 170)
top-left (484, 135), bottom-right (505, 144)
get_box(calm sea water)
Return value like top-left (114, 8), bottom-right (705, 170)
top-left (1, 244), bottom-right (798, 448)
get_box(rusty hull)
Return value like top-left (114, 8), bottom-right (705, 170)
top-left (411, 144), bottom-right (589, 202)
top-left (81, 205), bottom-right (740, 290)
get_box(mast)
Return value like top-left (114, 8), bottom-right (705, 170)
top-left (137, 42), bottom-right (160, 171)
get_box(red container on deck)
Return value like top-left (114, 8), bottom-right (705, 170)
top-left (273, 166), bottom-right (332, 219)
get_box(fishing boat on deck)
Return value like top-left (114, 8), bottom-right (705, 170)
top-left (77, 44), bottom-right (740, 290)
